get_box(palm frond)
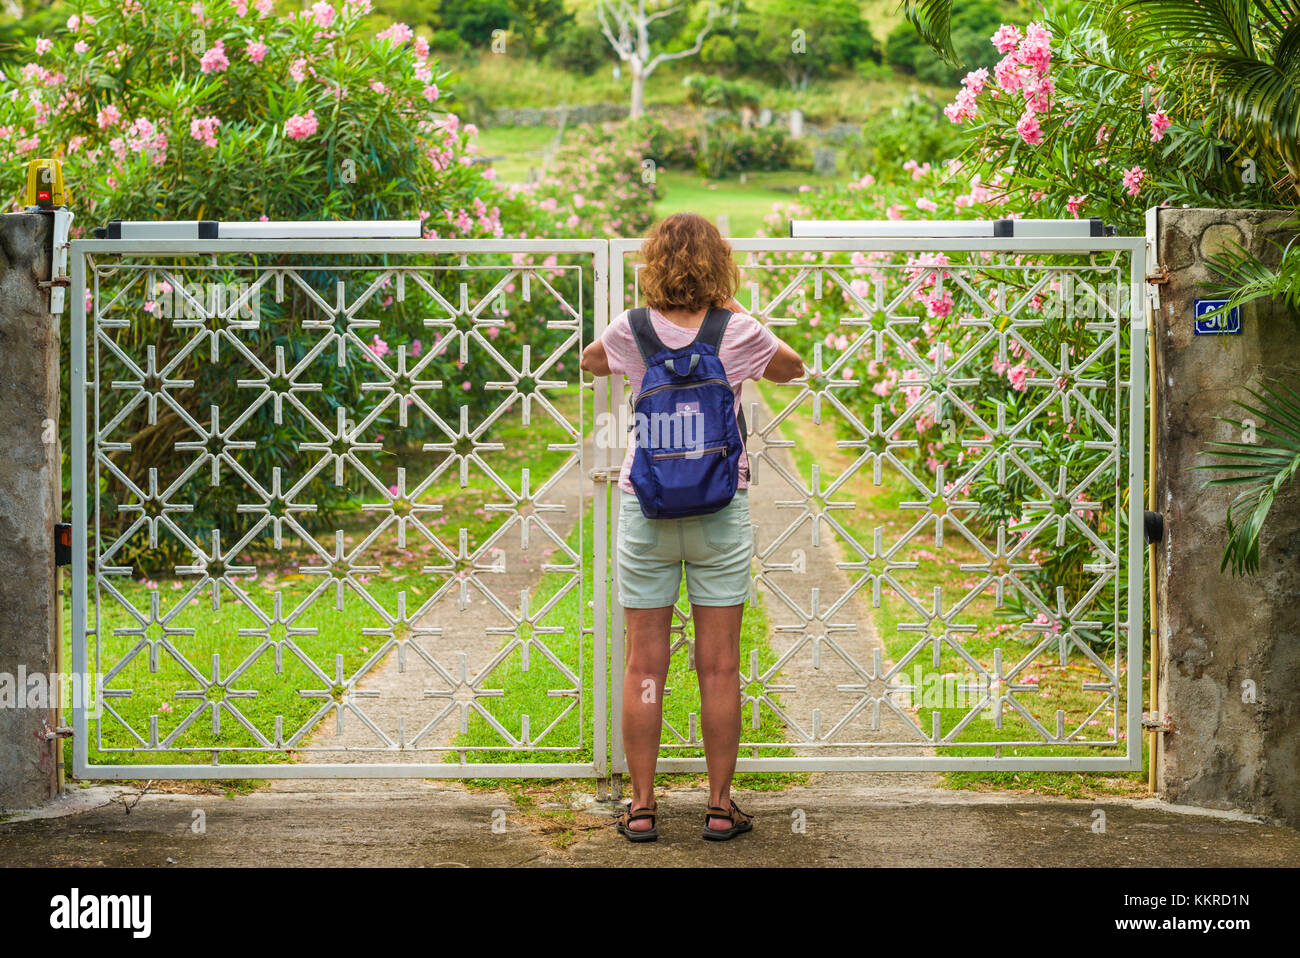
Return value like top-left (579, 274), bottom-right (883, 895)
top-left (899, 0), bottom-right (956, 61)
top-left (1197, 379), bottom-right (1300, 575)
top-left (1201, 228), bottom-right (1300, 321)
top-left (1199, 47), bottom-right (1300, 147)
top-left (1113, 0), bottom-right (1258, 56)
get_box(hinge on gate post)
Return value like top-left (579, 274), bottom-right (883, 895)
top-left (1145, 266), bottom-right (1171, 312)
top-left (1142, 712), bottom-right (1176, 734)
top-left (38, 720), bottom-right (75, 741)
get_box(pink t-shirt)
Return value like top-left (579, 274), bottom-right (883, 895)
top-left (600, 307), bottom-right (782, 495)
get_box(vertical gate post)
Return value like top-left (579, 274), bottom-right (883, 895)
top-left (0, 213), bottom-right (62, 811)
top-left (1150, 207), bottom-right (1300, 827)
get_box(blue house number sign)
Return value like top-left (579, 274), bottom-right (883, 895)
top-left (1194, 298), bottom-right (1242, 335)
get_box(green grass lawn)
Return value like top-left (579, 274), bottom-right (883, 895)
top-left (757, 380), bottom-right (1148, 798)
top-left (653, 168), bottom-right (821, 239)
top-left (475, 125), bottom-right (566, 184)
top-left (476, 124), bottom-right (826, 237)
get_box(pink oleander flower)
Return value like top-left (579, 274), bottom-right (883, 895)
top-left (1122, 165), bottom-right (1145, 197)
top-left (310, 1), bottom-right (335, 28)
top-left (1016, 111), bottom-right (1043, 145)
top-left (1148, 109), bottom-right (1171, 142)
top-left (189, 115), bottom-right (220, 148)
top-left (97, 104), bottom-right (121, 129)
top-left (422, 84), bottom-right (440, 102)
top-left (916, 197), bottom-right (938, 212)
top-left (1023, 74), bottom-right (1053, 113)
top-left (963, 67), bottom-right (989, 95)
top-left (200, 41), bottom-right (229, 74)
top-left (1008, 362), bottom-right (1030, 391)
top-left (994, 53), bottom-right (1027, 94)
top-left (414, 35), bottom-right (429, 59)
top-left (34, 37), bottom-right (53, 56)
top-left (255, 0), bottom-right (273, 15)
top-left (370, 334), bottom-right (388, 358)
top-left (285, 110), bottom-right (319, 140)
top-left (991, 24), bottom-right (1021, 54)
top-left (1067, 195), bottom-right (1084, 217)
top-left (944, 87), bottom-right (979, 124)
top-left (290, 57), bottom-right (310, 83)
top-left (377, 22), bottom-right (413, 46)
top-left (246, 39), bottom-right (268, 63)
top-left (1017, 22), bottom-right (1052, 74)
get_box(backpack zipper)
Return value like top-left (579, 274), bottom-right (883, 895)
top-left (651, 444), bottom-right (728, 460)
top-left (636, 377), bottom-right (730, 402)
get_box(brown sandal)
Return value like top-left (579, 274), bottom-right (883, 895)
top-left (702, 799), bottom-right (753, 841)
top-left (616, 802), bottom-right (658, 843)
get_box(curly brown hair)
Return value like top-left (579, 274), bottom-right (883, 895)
top-left (639, 212), bottom-right (739, 313)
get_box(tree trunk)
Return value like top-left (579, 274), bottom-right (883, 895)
top-left (630, 66), bottom-right (645, 120)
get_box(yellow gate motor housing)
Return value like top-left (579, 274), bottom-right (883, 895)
top-left (23, 158), bottom-right (69, 210)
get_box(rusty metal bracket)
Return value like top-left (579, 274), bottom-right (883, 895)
top-left (1142, 712), bottom-right (1176, 734)
top-left (38, 720), bottom-right (75, 741)
top-left (1145, 265), bottom-right (1171, 313)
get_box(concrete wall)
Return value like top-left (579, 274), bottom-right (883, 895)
top-left (1153, 207), bottom-right (1300, 827)
top-left (0, 213), bottom-right (60, 811)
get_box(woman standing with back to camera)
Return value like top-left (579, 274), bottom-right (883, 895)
top-left (581, 212), bottom-right (805, 843)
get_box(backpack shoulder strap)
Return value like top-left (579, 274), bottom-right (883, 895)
top-left (694, 308), bottom-right (733, 351)
top-left (627, 307), bottom-right (668, 366)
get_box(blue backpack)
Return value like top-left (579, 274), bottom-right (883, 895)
top-left (626, 307), bottom-right (747, 519)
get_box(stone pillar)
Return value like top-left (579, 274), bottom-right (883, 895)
top-left (0, 213), bottom-right (61, 811)
top-left (1152, 207), bottom-right (1300, 827)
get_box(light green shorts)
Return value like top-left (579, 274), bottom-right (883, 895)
top-left (616, 489), bottom-right (754, 609)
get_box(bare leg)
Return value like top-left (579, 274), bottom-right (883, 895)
top-left (621, 606), bottom-right (673, 830)
top-left (692, 603), bottom-right (743, 830)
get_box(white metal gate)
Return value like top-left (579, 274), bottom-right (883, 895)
top-left (70, 238), bottom-right (609, 779)
top-left (608, 235), bottom-right (1146, 774)
top-left (70, 231), bottom-right (1145, 780)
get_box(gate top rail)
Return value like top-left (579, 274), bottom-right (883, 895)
top-left (70, 238), bottom-right (610, 256)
